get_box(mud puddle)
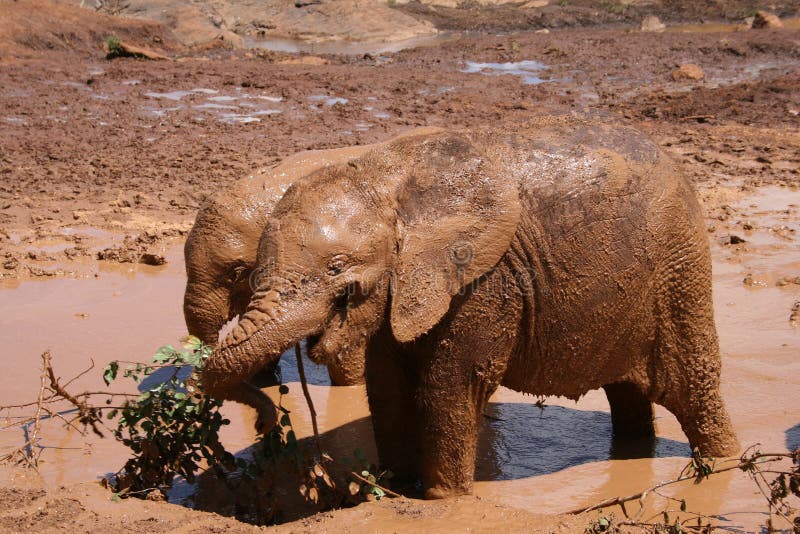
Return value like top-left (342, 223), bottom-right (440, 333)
top-left (1, 190), bottom-right (798, 530)
top-left (243, 32), bottom-right (454, 56)
top-left (142, 87), bottom-right (284, 124)
top-left (462, 59), bottom-right (555, 85)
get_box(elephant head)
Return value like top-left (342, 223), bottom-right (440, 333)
top-left (201, 131), bottom-right (521, 405)
top-left (183, 146), bottom-right (374, 348)
top-left (183, 179), bottom-right (286, 346)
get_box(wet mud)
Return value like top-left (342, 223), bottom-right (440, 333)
top-left (1, 2), bottom-right (799, 532)
top-left (1, 182), bottom-right (798, 530)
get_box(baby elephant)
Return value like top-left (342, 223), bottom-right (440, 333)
top-left (201, 118), bottom-right (740, 499)
top-left (183, 145), bottom-right (370, 386)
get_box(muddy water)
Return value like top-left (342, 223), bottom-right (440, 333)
top-left (243, 32), bottom-right (454, 56)
top-left (0, 187), bottom-right (797, 529)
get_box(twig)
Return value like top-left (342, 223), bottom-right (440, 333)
top-left (0, 352), bottom-right (51, 466)
top-left (350, 470), bottom-right (402, 498)
top-left (44, 353), bottom-right (104, 437)
top-left (60, 358), bottom-right (95, 389)
top-left (26, 351), bottom-right (50, 467)
top-left (568, 452), bottom-right (792, 516)
top-left (295, 344), bottom-right (323, 459)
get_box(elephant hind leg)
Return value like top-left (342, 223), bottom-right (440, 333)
top-left (604, 381), bottom-right (655, 439)
top-left (658, 381), bottom-right (739, 457)
top-left (652, 294), bottom-right (740, 456)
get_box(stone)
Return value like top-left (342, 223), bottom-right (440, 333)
top-left (640, 15), bottom-right (665, 32)
top-left (278, 55), bottom-right (328, 65)
top-left (672, 63), bottom-right (705, 81)
top-left (139, 253), bottom-right (167, 266)
top-left (522, 0), bottom-right (549, 8)
top-left (752, 11), bottom-right (784, 29)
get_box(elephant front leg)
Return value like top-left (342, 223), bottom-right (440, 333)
top-left (365, 326), bottom-right (421, 485)
top-left (417, 379), bottom-right (494, 499)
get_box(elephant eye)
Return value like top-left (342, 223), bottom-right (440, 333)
top-left (327, 254), bottom-right (350, 276)
top-left (228, 264), bottom-right (247, 283)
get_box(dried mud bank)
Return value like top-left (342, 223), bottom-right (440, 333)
top-left (0, 4), bottom-right (799, 532)
top-left (2, 22), bottom-right (799, 282)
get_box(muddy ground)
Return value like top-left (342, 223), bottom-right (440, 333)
top-left (0, 0), bottom-right (799, 532)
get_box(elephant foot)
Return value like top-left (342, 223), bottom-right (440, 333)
top-left (255, 402), bottom-right (279, 435)
top-left (604, 382), bottom-right (655, 439)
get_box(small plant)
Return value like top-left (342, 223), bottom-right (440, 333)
top-left (105, 35), bottom-right (124, 59)
top-left (103, 336), bottom-right (234, 498)
top-left (343, 447), bottom-right (395, 501)
top-left (585, 513), bottom-right (618, 533)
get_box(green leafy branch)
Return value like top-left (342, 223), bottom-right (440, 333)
top-left (103, 336), bottom-right (234, 497)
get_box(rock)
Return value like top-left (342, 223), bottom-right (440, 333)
top-left (139, 253), bottom-right (167, 266)
top-left (790, 301), bottom-right (800, 328)
top-left (64, 246), bottom-right (90, 260)
top-left (146, 489), bottom-right (166, 501)
top-left (743, 273), bottom-right (767, 287)
top-left (720, 234), bottom-right (746, 246)
top-left (752, 11), bottom-right (784, 29)
top-left (522, 0), bottom-right (549, 7)
top-left (3, 257), bottom-right (19, 270)
top-left (672, 63), bottom-right (705, 81)
top-left (106, 40), bottom-right (169, 61)
top-left (776, 276), bottom-right (800, 287)
top-left (640, 15), bottom-right (665, 32)
top-left (278, 55), bottom-right (328, 65)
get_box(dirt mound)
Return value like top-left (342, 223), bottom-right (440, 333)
top-left (397, 0), bottom-right (800, 32)
top-left (621, 72), bottom-right (800, 126)
top-left (0, 0), bottom-right (180, 59)
top-left (0, 466), bottom-right (588, 533)
top-left (90, 0), bottom-right (436, 47)
top-left (0, 467), bottom-right (259, 533)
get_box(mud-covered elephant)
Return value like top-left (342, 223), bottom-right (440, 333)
top-left (183, 145), bottom-right (371, 385)
top-left (201, 118), bottom-right (740, 498)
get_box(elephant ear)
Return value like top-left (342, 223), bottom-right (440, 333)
top-left (390, 133), bottom-right (521, 343)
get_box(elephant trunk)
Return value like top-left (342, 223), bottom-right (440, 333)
top-left (183, 286), bottom-right (231, 345)
top-left (200, 287), bottom-right (323, 398)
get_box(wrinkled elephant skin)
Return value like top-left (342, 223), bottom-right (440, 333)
top-left (183, 139), bottom-right (422, 384)
top-left (201, 116), bottom-right (740, 499)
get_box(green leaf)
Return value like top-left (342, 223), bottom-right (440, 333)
top-left (280, 414), bottom-right (291, 427)
top-left (103, 362), bottom-right (119, 385)
top-left (279, 384), bottom-right (289, 395)
top-left (181, 335), bottom-right (202, 351)
top-left (153, 345), bottom-right (175, 363)
top-left (680, 499), bottom-right (687, 512)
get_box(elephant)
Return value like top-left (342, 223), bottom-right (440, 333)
top-left (183, 144), bottom-right (370, 385)
top-left (200, 117), bottom-right (740, 499)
